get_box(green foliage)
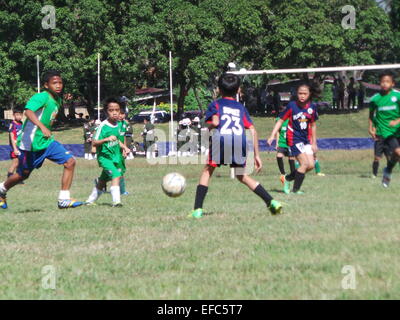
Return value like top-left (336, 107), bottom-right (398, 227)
top-left (0, 0), bottom-right (398, 111)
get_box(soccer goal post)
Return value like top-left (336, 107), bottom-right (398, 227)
top-left (228, 63), bottom-right (400, 76)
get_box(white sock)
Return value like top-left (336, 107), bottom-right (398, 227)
top-left (58, 190), bottom-right (70, 200)
top-left (0, 182), bottom-right (7, 194)
top-left (86, 187), bottom-right (102, 203)
top-left (110, 186), bottom-right (121, 204)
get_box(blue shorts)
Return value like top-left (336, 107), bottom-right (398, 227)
top-left (17, 141), bottom-right (74, 176)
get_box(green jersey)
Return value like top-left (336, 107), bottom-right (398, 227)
top-left (94, 120), bottom-right (123, 163)
top-left (17, 91), bottom-right (62, 151)
top-left (369, 90), bottom-right (400, 138)
top-left (277, 117), bottom-right (289, 148)
top-left (118, 120), bottom-right (127, 143)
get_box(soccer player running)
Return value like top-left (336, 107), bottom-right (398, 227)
top-left (86, 98), bottom-right (131, 207)
top-left (368, 71), bottom-right (400, 187)
top-left (189, 73), bottom-right (283, 219)
top-left (6, 108), bottom-right (23, 179)
top-left (0, 70), bottom-right (83, 210)
top-left (274, 106), bottom-right (296, 185)
top-left (268, 83), bottom-right (318, 194)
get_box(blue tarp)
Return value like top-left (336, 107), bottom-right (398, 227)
top-left (0, 138), bottom-right (375, 161)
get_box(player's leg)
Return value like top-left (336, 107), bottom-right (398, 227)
top-left (41, 141), bottom-right (83, 208)
top-left (288, 156), bottom-right (296, 175)
top-left (190, 164), bottom-right (216, 218)
top-left (382, 137), bottom-right (400, 187)
top-left (0, 151), bottom-right (35, 209)
top-left (314, 153), bottom-right (325, 176)
top-left (373, 137), bottom-right (384, 178)
top-left (7, 157), bottom-right (18, 178)
top-left (236, 173), bottom-right (282, 215)
top-left (86, 175), bottom-right (107, 204)
top-left (276, 151), bottom-right (286, 184)
top-left (110, 176), bottom-right (122, 207)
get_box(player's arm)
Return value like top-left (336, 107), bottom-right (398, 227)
top-left (207, 114), bottom-right (219, 129)
top-left (267, 119), bottom-right (284, 147)
top-left (389, 118), bottom-right (400, 127)
top-left (9, 124), bottom-right (20, 155)
top-left (24, 109), bottom-right (52, 138)
top-left (311, 122), bottom-right (318, 153)
top-left (92, 135), bottom-right (117, 147)
top-left (368, 105), bottom-right (377, 139)
top-left (249, 125), bottom-right (262, 172)
top-left (119, 140), bottom-right (131, 155)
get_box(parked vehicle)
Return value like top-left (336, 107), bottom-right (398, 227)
top-left (130, 110), bottom-right (171, 124)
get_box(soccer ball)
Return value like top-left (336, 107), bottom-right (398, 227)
top-left (161, 172), bottom-right (186, 198)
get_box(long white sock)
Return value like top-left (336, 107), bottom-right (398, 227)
top-left (0, 182), bottom-right (7, 194)
top-left (110, 186), bottom-right (121, 204)
top-left (86, 187), bottom-right (102, 203)
top-left (58, 190), bottom-right (70, 200)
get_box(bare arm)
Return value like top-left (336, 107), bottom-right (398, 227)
top-left (207, 115), bottom-right (220, 129)
top-left (249, 125), bottom-right (262, 172)
top-left (389, 118), bottom-right (400, 127)
top-left (25, 109), bottom-right (51, 138)
top-left (267, 119), bottom-right (284, 146)
top-left (311, 122), bottom-right (318, 153)
top-left (92, 135), bottom-right (116, 147)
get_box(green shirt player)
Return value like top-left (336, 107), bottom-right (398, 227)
top-left (86, 98), bottom-right (131, 207)
top-left (274, 115), bottom-right (296, 185)
top-left (0, 70), bottom-right (83, 210)
top-left (368, 70), bottom-right (400, 187)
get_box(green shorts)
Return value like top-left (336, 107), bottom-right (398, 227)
top-left (98, 158), bottom-right (126, 182)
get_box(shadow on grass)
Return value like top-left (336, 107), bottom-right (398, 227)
top-left (270, 188), bottom-right (286, 193)
top-left (359, 174), bottom-right (374, 179)
top-left (14, 208), bottom-right (43, 214)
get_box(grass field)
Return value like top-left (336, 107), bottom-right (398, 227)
top-left (1, 109), bottom-right (400, 299)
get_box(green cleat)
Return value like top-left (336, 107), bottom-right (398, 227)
top-left (293, 190), bottom-right (305, 195)
top-left (283, 180), bottom-right (291, 194)
top-left (268, 200), bottom-right (283, 215)
top-left (189, 208), bottom-right (203, 219)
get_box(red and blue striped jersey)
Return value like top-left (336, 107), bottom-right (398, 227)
top-left (279, 101), bottom-right (318, 146)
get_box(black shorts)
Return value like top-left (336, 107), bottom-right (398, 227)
top-left (277, 146), bottom-right (292, 157)
top-left (375, 136), bottom-right (399, 158)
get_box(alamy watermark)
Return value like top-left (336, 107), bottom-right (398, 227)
top-left (341, 5), bottom-right (356, 29)
top-left (41, 5), bottom-right (56, 30)
top-left (41, 265), bottom-right (56, 290)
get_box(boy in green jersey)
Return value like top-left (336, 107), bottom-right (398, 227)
top-left (0, 70), bottom-right (83, 210)
top-left (86, 98), bottom-right (131, 206)
top-left (368, 71), bottom-right (400, 187)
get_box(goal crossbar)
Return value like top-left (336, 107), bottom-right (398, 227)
top-left (228, 64), bottom-right (400, 76)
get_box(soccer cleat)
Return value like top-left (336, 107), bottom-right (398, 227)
top-left (283, 180), bottom-right (291, 194)
top-left (0, 190), bottom-right (7, 209)
top-left (268, 200), bottom-right (283, 215)
top-left (112, 202), bottom-right (123, 208)
top-left (293, 190), bottom-right (305, 195)
top-left (371, 174), bottom-right (377, 179)
top-left (316, 173), bottom-right (326, 177)
top-left (121, 192), bottom-right (129, 196)
top-left (280, 174), bottom-right (286, 185)
top-left (58, 199), bottom-right (84, 209)
top-left (382, 167), bottom-right (391, 188)
top-left (188, 208), bottom-right (203, 219)
top-left (0, 197), bottom-right (7, 209)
